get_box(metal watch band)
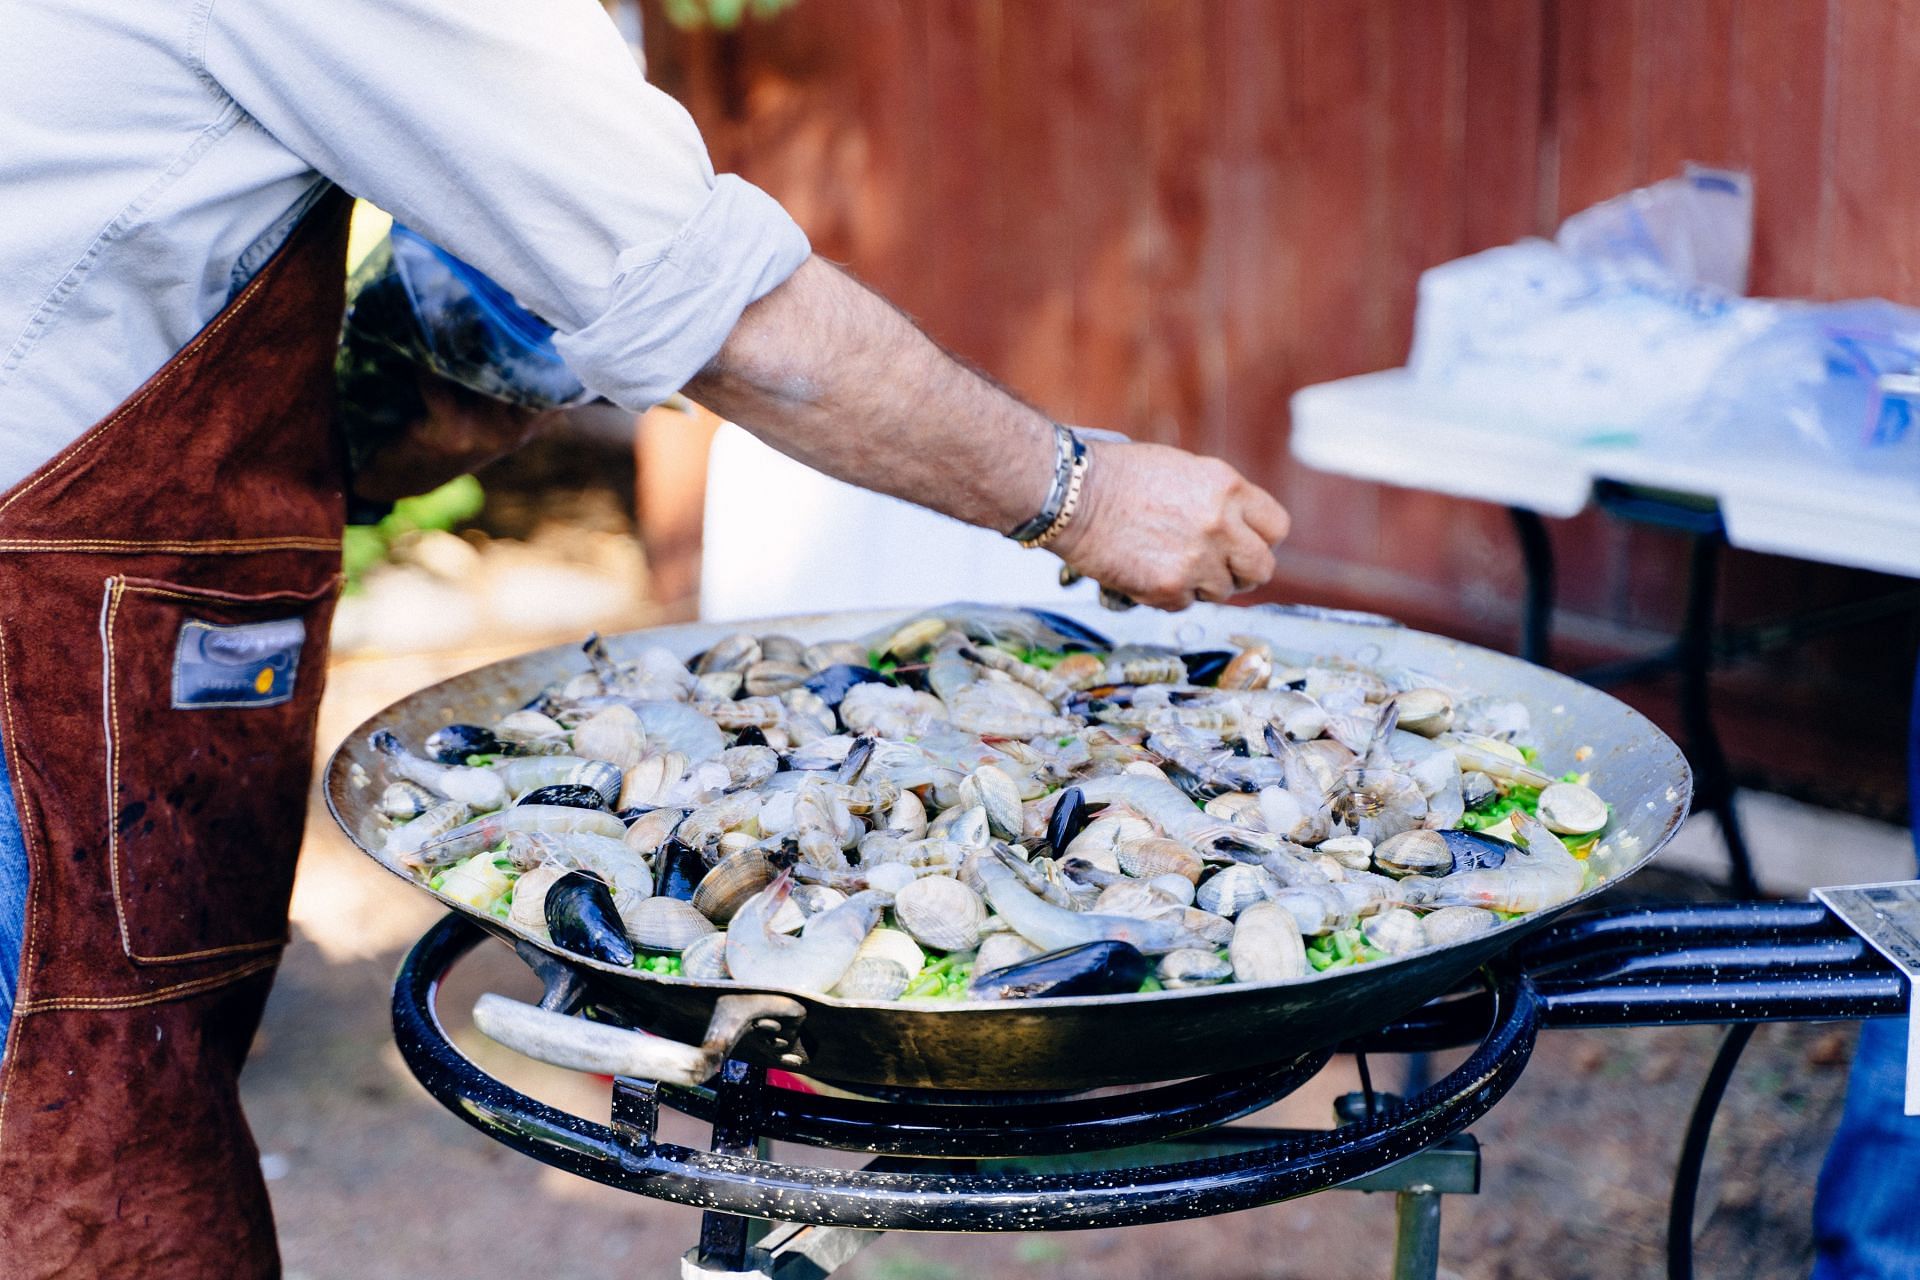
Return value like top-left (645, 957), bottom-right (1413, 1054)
top-left (1007, 424), bottom-right (1081, 546)
top-left (1017, 431), bottom-right (1089, 550)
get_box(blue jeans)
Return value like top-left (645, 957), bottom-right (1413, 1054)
top-left (0, 726), bottom-right (28, 1056)
top-left (1812, 652), bottom-right (1920, 1280)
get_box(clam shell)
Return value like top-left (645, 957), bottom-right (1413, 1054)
top-left (1121, 761), bottom-right (1171, 783)
top-left (623, 752), bottom-right (690, 809)
top-left (745, 660), bottom-right (812, 697)
top-left (680, 930), bottom-right (731, 980)
top-left (930, 803), bottom-right (991, 850)
top-left (1063, 815), bottom-right (1154, 872)
top-left (1177, 907), bottom-right (1236, 947)
top-left (804, 640), bottom-right (870, 672)
top-left (1421, 905), bottom-right (1500, 945)
top-left (1373, 829), bottom-right (1453, 878)
top-left (624, 806), bottom-right (686, 858)
top-left (759, 634), bottom-right (808, 665)
top-left (696, 632), bottom-right (762, 674)
top-left (1538, 781), bottom-right (1608, 836)
top-left (494, 709), bottom-right (568, 744)
top-left (694, 671), bottom-right (744, 701)
top-left (1195, 863), bottom-right (1278, 918)
top-left (892, 874), bottom-right (987, 953)
top-left (831, 956), bottom-right (911, 1001)
top-left (571, 705), bottom-right (646, 770)
top-left (507, 862), bottom-right (571, 940)
top-left (1362, 907), bottom-right (1429, 956)
top-left (883, 617), bottom-right (947, 658)
top-left (1229, 901), bottom-right (1307, 982)
top-left (885, 791), bottom-right (929, 839)
top-left (1315, 835), bottom-right (1375, 871)
top-left (716, 830), bottom-right (760, 859)
top-left (692, 851), bottom-right (776, 924)
top-left (625, 897), bottom-right (716, 952)
top-left (956, 766), bottom-right (1023, 840)
top-left (971, 932), bottom-right (1041, 976)
top-left (378, 780), bottom-right (438, 821)
top-left (1460, 770), bottom-right (1498, 809)
top-left (855, 926), bottom-right (926, 977)
top-left (1116, 837), bottom-right (1204, 885)
top-left (1158, 947), bottom-right (1233, 988)
top-left (1395, 688), bottom-right (1455, 737)
top-left (1203, 792), bottom-right (1263, 826)
top-left (720, 745), bottom-right (780, 790)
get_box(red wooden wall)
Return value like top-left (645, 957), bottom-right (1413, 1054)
top-left (644, 0), bottom-right (1918, 814)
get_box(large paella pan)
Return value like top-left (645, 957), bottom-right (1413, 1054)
top-left (326, 602), bottom-right (1690, 1091)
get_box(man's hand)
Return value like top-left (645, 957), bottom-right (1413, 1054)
top-left (1050, 441), bottom-right (1290, 611)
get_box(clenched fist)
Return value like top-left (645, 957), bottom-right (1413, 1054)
top-left (1050, 441), bottom-right (1291, 611)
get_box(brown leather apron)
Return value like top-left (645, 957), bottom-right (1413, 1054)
top-left (0, 188), bottom-right (351, 1278)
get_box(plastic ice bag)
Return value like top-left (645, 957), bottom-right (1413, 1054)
top-left (336, 226), bottom-right (591, 473)
top-left (1696, 298), bottom-right (1920, 467)
top-left (1408, 167), bottom-right (1771, 444)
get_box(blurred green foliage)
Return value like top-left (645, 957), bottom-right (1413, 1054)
top-left (661, 0), bottom-right (796, 31)
top-left (342, 475), bottom-right (487, 592)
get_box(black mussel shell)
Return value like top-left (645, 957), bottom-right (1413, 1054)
top-left (516, 783), bottom-right (609, 812)
top-left (972, 941), bottom-right (1148, 1000)
top-left (803, 664), bottom-right (895, 709)
top-left (734, 725), bottom-right (770, 748)
top-left (544, 870), bottom-right (636, 967)
top-left (1438, 829), bottom-right (1512, 872)
top-left (1024, 608), bottom-right (1114, 651)
top-left (1181, 650), bottom-right (1235, 686)
top-left (615, 805), bottom-right (657, 825)
top-left (1043, 786), bottom-right (1090, 856)
top-left (837, 735), bottom-right (877, 783)
top-left (425, 723), bottom-right (505, 764)
top-left (656, 837), bottom-right (706, 902)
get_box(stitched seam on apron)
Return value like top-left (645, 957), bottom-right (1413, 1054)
top-left (104, 579), bottom-right (318, 965)
top-left (15, 954), bottom-right (278, 1014)
top-left (0, 228), bottom-right (290, 521)
top-left (0, 537), bottom-right (340, 554)
top-left (0, 625), bottom-right (46, 1158)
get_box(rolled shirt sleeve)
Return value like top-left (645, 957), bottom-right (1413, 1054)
top-left (200, 0), bottom-right (809, 408)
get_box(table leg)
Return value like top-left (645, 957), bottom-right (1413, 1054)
top-left (1678, 533), bottom-right (1760, 898)
top-left (1508, 508), bottom-right (1555, 668)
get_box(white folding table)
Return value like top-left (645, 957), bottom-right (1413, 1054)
top-left (1292, 368), bottom-right (1920, 894)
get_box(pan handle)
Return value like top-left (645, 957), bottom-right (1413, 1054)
top-left (473, 991), bottom-right (809, 1087)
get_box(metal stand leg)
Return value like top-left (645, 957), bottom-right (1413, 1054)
top-left (1509, 507), bottom-right (1555, 668)
top-left (696, 1061), bottom-right (772, 1271)
top-left (1391, 1186), bottom-right (1444, 1280)
top-left (1677, 533), bottom-right (1760, 898)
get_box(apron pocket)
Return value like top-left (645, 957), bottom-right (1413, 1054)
top-left (102, 574), bottom-right (341, 965)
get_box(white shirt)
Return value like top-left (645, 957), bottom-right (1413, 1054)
top-left (0, 0), bottom-right (811, 491)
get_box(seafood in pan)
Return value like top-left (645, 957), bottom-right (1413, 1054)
top-left (365, 605), bottom-right (1614, 1002)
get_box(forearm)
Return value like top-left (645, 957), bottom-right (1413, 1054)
top-left (683, 256), bottom-right (1055, 535)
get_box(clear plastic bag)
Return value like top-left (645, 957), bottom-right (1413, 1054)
top-left (1408, 168), bottom-right (1771, 444)
top-left (336, 226), bottom-right (590, 474)
top-left (1696, 299), bottom-right (1920, 466)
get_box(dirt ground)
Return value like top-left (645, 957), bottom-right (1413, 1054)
top-left (239, 617), bottom-right (1886, 1280)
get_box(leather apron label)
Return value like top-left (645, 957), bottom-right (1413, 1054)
top-left (171, 617), bottom-right (305, 709)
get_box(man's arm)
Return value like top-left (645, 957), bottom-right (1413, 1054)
top-left (685, 257), bottom-right (1290, 611)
